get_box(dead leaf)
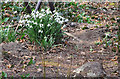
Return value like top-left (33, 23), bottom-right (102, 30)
top-left (111, 56), bottom-right (118, 61)
top-left (5, 13), bottom-right (10, 17)
top-left (37, 68), bottom-right (42, 72)
top-left (92, 51), bottom-right (97, 53)
top-left (7, 64), bottom-right (11, 68)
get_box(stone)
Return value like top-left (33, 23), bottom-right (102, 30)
top-left (66, 22), bottom-right (79, 27)
top-left (73, 62), bottom-right (106, 77)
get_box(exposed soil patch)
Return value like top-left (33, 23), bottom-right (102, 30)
top-left (0, 23), bottom-right (118, 77)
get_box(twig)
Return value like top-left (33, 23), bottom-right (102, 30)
top-left (15, 13), bottom-right (23, 33)
top-left (64, 32), bottom-right (82, 43)
top-left (15, 1), bottom-right (31, 33)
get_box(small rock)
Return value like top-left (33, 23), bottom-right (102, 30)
top-left (73, 62), bottom-right (106, 77)
top-left (81, 52), bottom-right (86, 55)
top-left (109, 26), bottom-right (118, 30)
top-left (66, 22), bottom-right (79, 27)
top-left (37, 68), bottom-right (42, 72)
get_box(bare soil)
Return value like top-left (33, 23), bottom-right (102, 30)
top-left (0, 23), bottom-right (118, 77)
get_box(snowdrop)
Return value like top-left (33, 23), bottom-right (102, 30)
top-left (34, 22), bottom-right (37, 25)
top-left (38, 30), bottom-right (43, 33)
top-left (36, 11), bottom-right (39, 14)
top-left (27, 20), bottom-right (31, 23)
top-left (26, 15), bottom-right (31, 19)
top-left (4, 0), bottom-right (9, 3)
top-left (65, 19), bottom-right (69, 22)
top-left (40, 19), bottom-right (42, 22)
top-left (39, 24), bottom-right (43, 28)
top-left (46, 9), bottom-right (52, 14)
top-left (19, 20), bottom-right (26, 24)
top-left (29, 26), bottom-right (32, 28)
top-left (47, 24), bottom-right (51, 27)
top-left (13, 11), bottom-right (17, 14)
top-left (59, 20), bottom-right (64, 24)
top-left (41, 9), bottom-right (45, 12)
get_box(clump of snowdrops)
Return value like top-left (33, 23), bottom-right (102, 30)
top-left (20, 9), bottom-right (68, 50)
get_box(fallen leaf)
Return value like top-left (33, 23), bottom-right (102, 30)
top-left (7, 64), bottom-right (11, 68)
top-left (5, 13), bottom-right (10, 17)
top-left (92, 51), bottom-right (97, 53)
top-left (37, 68), bottom-right (42, 72)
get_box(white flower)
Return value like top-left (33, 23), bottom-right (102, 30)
top-left (39, 13), bottom-right (45, 18)
top-left (27, 20), bottom-right (31, 23)
top-left (31, 11), bottom-right (35, 15)
top-left (29, 26), bottom-right (32, 28)
top-left (65, 19), bottom-right (69, 22)
top-left (11, 20), bottom-right (14, 23)
top-left (19, 20), bottom-right (26, 24)
top-left (53, 10), bottom-right (56, 13)
top-left (36, 11), bottom-right (39, 14)
top-left (63, 25), bottom-right (66, 28)
top-left (26, 15), bottom-right (31, 18)
top-left (34, 22), bottom-right (37, 25)
top-left (40, 19), bottom-right (42, 22)
top-left (38, 30), bottom-right (43, 33)
top-left (13, 11), bottom-right (17, 14)
top-left (19, 24), bottom-right (22, 26)
top-left (39, 24), bottom-right (43, 27)
top-left (31, 21), bottom-right (34, 23)
top-left (59, 21), bottom-right (64, 24)
top-left (47, 24), bottom-right (51, 27)
top-left (41, 9), bottom-right (45, 12)
top-left (46, 9), bottom-right (52, 14)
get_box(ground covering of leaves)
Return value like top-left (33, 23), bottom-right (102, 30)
top-left (0, 2), bottom-right (119, 77)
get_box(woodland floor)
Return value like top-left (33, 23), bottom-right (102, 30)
top-left (1, 23), bottom-right (118, 77)
top-left (0, 2), bottom-right (119, 78)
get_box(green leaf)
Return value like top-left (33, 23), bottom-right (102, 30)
top-left (2, 72), bottom-right (7, 77)
top-left (27, 58), bottom-right (35, 66)
top-left (4, 18), bottom-right (9, 22)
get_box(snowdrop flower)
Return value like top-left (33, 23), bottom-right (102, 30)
top-left (44, 36), bottom-right (47, 41)
top-left (41, 9), bottom-right (45, 12)
top-left (20, 20), bottom-right (26, 24)
top-left (40, 19), bottom-right (42, 22)
top-left (27, 20), bottom-right (31, 23)
top-left (36, 14), bottom-right (39, 17)
top-left (62, 25), bottom-right (67, 28)
top-left (34, 22), bottom-right (37, 25)
top-left (5, 0), bottom-right (9, 3)
top-left (46, 9), bottom-right (52, 14)
top-left (38, 30), bottom-right (43, 33)
top-left (11, 20), bottom-right (14, 23)
top-left (31, 21), bottom-right (34, 23)
top-left (53, 10), bottom-right (56, 13)
top-left (31, 10), bottom-right (35, 15)
top-left (36, 11), bottom-right (39, 14)
top-left (39, 24), bottom-right (43, 28)
top-left (29, 26), bottom-right (32, 28)
top-left (47, 24), bottom-right (51, 27)
top-left (19, 20), bottom-right (22, 23)
top-left (59, 21), bottom-right (64, 24)
top-left (19, 24), bottom-right (22, 26)
top-left (26, 15), bottom-right (31, 18)
top-left (65, 19), bottom-right (69, 22)
top-left (39, 13), bottom-right (45, 18)
top-left (13, 11), bottom-right (17, 14)
top-left (39, 16), bottom-right (42, 19)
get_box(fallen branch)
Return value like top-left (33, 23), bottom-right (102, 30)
top-left (64, 32), bottom-right (82, 43)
